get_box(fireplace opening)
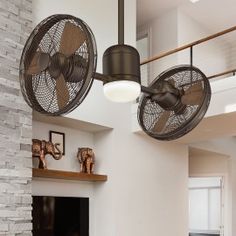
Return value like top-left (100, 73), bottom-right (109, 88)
top-left (32, 196), bottom-right (89, 236)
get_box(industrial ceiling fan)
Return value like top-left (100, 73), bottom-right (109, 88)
top-left (19, 0), bottom-right (211, 141)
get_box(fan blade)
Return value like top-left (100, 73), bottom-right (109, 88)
top-left (56, 74), bottom-right (70, 109)
top-left (186, 81), bottom-right (202, 93)
top-left (181, 90), bottom-right (203, 105)
top-left (168, 79), bottom-right (176, 87)
top-left (26, 52), bottom-right (50, 75)
top-left (181, 81), bottom-right (203, 105)
top-left (152, 111), bottom-right (171, 133)
top-left (59, 22), bottom-right (86, 56)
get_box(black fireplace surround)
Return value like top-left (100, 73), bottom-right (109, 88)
top-left (32, 196), bottom-right (89, 236)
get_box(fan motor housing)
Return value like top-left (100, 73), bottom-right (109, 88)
top-left (103, 44), bottom-right (141, 84)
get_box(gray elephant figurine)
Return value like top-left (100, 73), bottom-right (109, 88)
top-left (32, 139), bottom-right (62, 169)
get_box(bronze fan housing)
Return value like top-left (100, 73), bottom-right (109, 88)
top-left (138, 65), bottom-right (211, 140)
top-left (19, 14), bottom-right (97, 116)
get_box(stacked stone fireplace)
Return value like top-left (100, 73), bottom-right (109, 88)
top-left (0, 0), bottom-right (33, 235)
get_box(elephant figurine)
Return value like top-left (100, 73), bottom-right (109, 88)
top-left (32, 139), bottom-right (62, 169)
top-left (77, 148), bottom-right (95, 174)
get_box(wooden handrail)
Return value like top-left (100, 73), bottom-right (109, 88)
top-left (141, 25), bottom-right (236, 66)
top-left (208, 68), bottom-right (236, 80)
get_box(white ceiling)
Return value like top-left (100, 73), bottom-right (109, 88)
top-left (137, 0), bottom-right (185, 26)
top-left (189, 147), bottom-right (229, 158)
top-left (176, 112), bottom-right (236, 144)
top-left (137, 0), bottom-right (236, 32)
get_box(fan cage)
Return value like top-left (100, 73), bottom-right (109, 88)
top-left (138, 65), bottom-right (211, 140)
top-left (19, 14), bottom-right (97, 116)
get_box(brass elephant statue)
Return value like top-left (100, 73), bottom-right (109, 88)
top-left (77, 148), bottom-right (95, 174)
top-left (32, 139), bottom-right (62, 169)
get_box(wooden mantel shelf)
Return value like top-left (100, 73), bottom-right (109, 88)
top-left (33, 168), bottom-right (107, 182)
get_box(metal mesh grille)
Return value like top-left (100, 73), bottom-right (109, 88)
top-left (19, 14), bottom-right (97, 116)
top-left (138, 65), bottom-right (211, 140)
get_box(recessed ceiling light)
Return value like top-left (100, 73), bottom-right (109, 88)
top-left (190, 0), bottom-right (200, 3)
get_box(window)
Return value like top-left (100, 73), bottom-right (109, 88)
top-left (189, 177), bottom-right (223, 235)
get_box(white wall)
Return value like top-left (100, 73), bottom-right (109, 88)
top-left (145, 9), bottom-right (179, 81)
top-left (206, 75), bottom-right (236, 117)
top-left (177, 10), bottom-right (231, 77)
top-left (32, 1), bottom-right (190, 236)
top-left (137, 37), bottom-right (149, 86)
top-left (94, 131), bottom-right (189, 236)
top-left (32, 121), bottom-right (95, 171)
top-left (189, 150), bottom-right (229, 176)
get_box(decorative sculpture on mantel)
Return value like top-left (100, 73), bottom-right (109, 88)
top-left (32, 139), bottom-right (62, 169)
top-left (77, 148), bottom-right (95, 174)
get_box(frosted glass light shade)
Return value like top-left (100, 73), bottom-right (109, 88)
top-left (103, 80), bottom-right (141, 103)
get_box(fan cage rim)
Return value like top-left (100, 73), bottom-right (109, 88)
top-left (137, 64), bottom-right (211, 141)
top-left (19, 14), bottom-right (97, 116)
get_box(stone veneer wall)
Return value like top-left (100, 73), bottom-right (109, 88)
top-left (0, 0), bottom-right (32, 235)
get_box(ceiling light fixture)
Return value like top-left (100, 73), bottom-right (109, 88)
top-left (190, 0), bottom-right (200, 3)
top-left (102, 0), bottom-right (141, 103)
